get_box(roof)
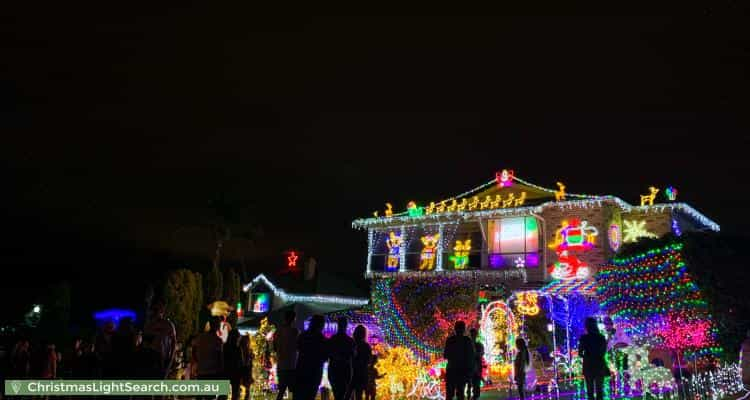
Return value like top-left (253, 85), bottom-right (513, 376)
top-left (243, 274), bottom-right (369, 307)
top-left (351, 172), bottom-right (719, 232)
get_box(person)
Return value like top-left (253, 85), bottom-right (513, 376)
top-left (274, 310), bottom-right (298, 400)
top-left (195, 317), bottom-right (225, 379)
top-left (239, 335), bottom-right (253, 399)
top-left (224, 329), bottom-right (243, 400)
top-left (366, 355), bottom-right (384, 400)
top-left (10, 339), bottom-right (31, 378)
top-left (443, 320), bottom-right (475, 400)
top-left (579, 318), bottom-right (608, 400)
top-left (79, 342), bottom-right (100, 378)
top-left (95, 321), bottom-right (116, 377)
top-left (467, 328), bottom-right (484, 400)
top-left (513, 338), bottom-right (530, 400)
top-left (135, 334), bottom-right (163, 378)
top-left (111, 317), bottom-right (137, 377)
top-left (348, 325), bottom-right (372, 400)
top-left (41, 343), bottom-right (58, 379)
top-left (296, 315), bottom-right (329, 400)
top-left (328, 317), bottom-right (355, 400)
top-left (144, 300), bottom-right (177, 378)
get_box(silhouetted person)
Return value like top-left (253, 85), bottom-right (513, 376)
top-left (224, 329), bottom-right (243, 400)
top-left (467, 328), bottom-right (484, 400)
top-left (135, 334), bottom-right (163, 378)
top-left (195, 317), bottom-right (224, 378)
top-left (111, 317), bottom-right (137, 377)
top-left (443, 321), bottom-right (475, 400)
top-left (10, 339), bottom-right (31, 378)
top-left (328, 317), bottom-right (355, 400)
top-left (513, 338), bottom-right (530, 400)
top-left (579, 318), bottom-right (608, 400)
top-left (296, 315), bottom-right (329, 400)
top-left (144, 300), bottom-right (177, 378)
top-left (348, 325), bottom-right (372, 400)
top-left (95, 321), bottom-right (116, 377)
top-left (274, 311), bottom-right (298, 400)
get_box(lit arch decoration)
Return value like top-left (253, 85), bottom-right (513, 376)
top-left (480, 300), bottom-right (519, 377)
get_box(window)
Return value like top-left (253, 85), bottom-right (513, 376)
top-left (487, 217), bottom-right (540, 268)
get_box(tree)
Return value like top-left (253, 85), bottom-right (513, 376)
top-left (204, 263), bottom-right (223, 304)
top-left (222, 267), bottom-right (241, 307)
top-left (164, 269), bottom-right (204, 343)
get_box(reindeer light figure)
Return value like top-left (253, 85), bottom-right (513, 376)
top-left (555, 182), bottom-right (566, 201)
top-left (640, 187), bottom-right (659, 206)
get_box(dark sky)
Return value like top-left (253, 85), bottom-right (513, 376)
top-left (2, 8), bottom-right (750, 314)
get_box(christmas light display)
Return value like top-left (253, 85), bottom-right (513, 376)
top-left (419, 234), bottom-right (440, 270)
top-left (640, 186), bottom-right (660, 206)
top-left (548, 218), bottom-right (598, 251)
top-left (386, 231), bottom-right (403, 271)
top-left (250, 317), bottom-right (276, 394)
top-left (665, 186), bottom-right (678, 201)
top-left (480, 300), bottom-right (518, 371)
top-left (243, 274), bottom-right (369, 307)
top-left (672, 217), bottom-right (682, 237)
top-left (385, 203), bottom-right (393, 217)
top-left (287, 251), bottom-right (298, 268)
top-left (407, 201), bottom-right (423, 217)
top-left (622, 219), bottom-right (657, 243)
top-left (608, 223), bottom-right (621, 252)
top-left (373, 344), bottom-right (421, 400)
top-left (448, 239), bottom-right (471, 269)
top-left (515, 291), bottom-right (540, 316)
top-left (251, 292), bottom-right (270, 313)
top-left (555, 182), bottom-right (566, 201)
top-left (496, 169), bottom-right (514, 187)
top-left (597, 242), bottom-right (721, 363)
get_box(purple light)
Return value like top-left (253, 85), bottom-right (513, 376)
top-left (525, 253), bottom-right (540, 267)
top-left (488, 254), bottom-right (504, 268)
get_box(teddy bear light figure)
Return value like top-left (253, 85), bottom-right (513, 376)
top-left (419, 233), bottom-right (441, 270)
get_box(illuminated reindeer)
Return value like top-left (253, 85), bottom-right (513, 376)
top-left (555, 182), bottom-right (566, 201)
top-left (640, 187), bottom-right (659, 206)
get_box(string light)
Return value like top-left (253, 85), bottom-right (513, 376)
top-left (242, 274), bottom-right (369, 306)
top-left (597, 243), bottom-right (721, 365)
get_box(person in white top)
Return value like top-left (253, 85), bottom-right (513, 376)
top-left (274, 311), bottom-right (299, 400)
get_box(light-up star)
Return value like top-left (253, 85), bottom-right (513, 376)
top-left (287, 251), bottom-right (298, 268)
top-left (623, 220), bottom-right (658, 243)
top-left (514, 257), bottom-right (525, 268)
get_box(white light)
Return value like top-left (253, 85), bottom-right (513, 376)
top-left (242, 274), bottom-right (369, 307)
top-left (547, 323), bottom-right (554, 332)
top-left (32, 305), bottom-right (41, 313)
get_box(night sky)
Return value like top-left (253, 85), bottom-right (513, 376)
top-left (2, 9), bottom-right (750, 317)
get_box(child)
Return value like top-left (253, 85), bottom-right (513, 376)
top-left (366, 355), bottom-right (385, 400)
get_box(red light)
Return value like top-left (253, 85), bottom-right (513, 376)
top-left (287, 251), bottom-right (298, 268)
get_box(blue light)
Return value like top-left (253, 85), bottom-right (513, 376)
top-left (93, 308), bottom-right (137, 325)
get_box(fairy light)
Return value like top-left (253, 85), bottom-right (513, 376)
top-left (598, 242), bottom-right (721, 365)
top-left (242, 274), bottom-right (369, 306)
